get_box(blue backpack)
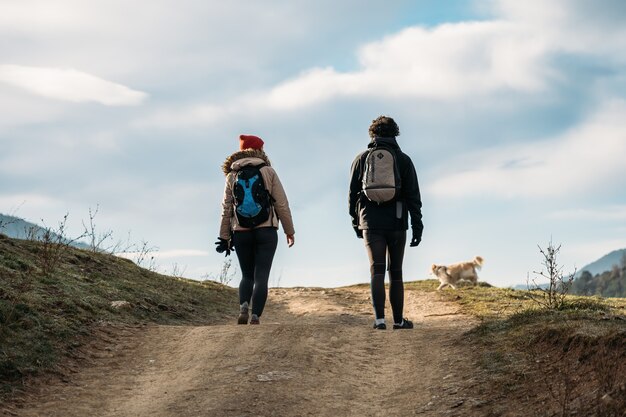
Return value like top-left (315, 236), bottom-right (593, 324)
top-left (232, 164), bottom-right (272, 228)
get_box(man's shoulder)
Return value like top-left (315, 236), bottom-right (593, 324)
top-left (395, 150), bottom-right (414, 164)
top-left (352, 150), bottom-right (369, 164)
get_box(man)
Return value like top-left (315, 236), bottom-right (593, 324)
top-left (349, 116), bottom-right (423, 330)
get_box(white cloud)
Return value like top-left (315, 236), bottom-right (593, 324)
top-left (429, 100), bottom-right (626, 199)
top-left (135, 19), bottom-right (555, 127)
top-left (260, 21), bottom-right (551, 109)
top-left (0, 1), bottom-right (85, 33)
top-left (136, 0), bottom-right (626, 127)
top-left (257, 0), bottom-right (626, 110)
top-left (158, 249), bottom-right (209, 258)
top-left (117, 249), bottom-right (209, 260)
top-left (493, 0), bottom-right (626, 58)
top-left (132, 104), bottom-right (229, 129)
top-left (0, 65), bottom-right (147, 106)
top-left (0, 87), bottom-right (65, 130)
top-left (549, 205), bottom-right (626, 221)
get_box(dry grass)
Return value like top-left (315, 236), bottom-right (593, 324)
top-left (0, 234), bottom-right (236, 398)
top-left (404, 279), bottom-right (626, 416)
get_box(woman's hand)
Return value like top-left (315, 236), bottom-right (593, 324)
top-left (286, 234), bottom-right (295, 248)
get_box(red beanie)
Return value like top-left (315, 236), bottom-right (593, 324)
top-left (239, 134), bottom-right (264, 150)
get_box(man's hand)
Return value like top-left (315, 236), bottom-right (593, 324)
top-left (354, 227), bottom-right (363, 239)
top-left (409, 228), bottom-right (421, 247)
top-left (287, 234), bottom-right (295, 248)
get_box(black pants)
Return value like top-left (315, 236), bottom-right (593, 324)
top-left (233, 227), bottom-right (278, 317)
top-left (363, 230), bottom-right (406, 323)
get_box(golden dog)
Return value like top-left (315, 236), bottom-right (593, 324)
top-left (431, 256), bottom-right (484, 290)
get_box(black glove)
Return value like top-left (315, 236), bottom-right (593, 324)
top-left (215, 237), bottom-right (232, 256)
top-left (409, 228), bottom-right (421, 247)
top-left (354, 227), bottom-right (363, 239)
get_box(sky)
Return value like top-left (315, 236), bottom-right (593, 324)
top-left (1, 0), bottom-right (626, 288)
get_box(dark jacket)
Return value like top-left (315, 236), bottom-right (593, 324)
top-left (349, 137), bottom-right (423, 234)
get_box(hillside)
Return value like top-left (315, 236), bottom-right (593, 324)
top-left (576, 248), bottom-right (626, 277)
top-left (1, 234), bottom-right (625, 416)
top-left (0, 214), bottom-right (89, 250)
top-left (571, 248), bottom-right (626, 297)
top-left (0, 233), bottom-right (236, 398)
top-left (0, 214), bottom-right (48, 240)
top-left (572, 267), bottom-right (626, 297)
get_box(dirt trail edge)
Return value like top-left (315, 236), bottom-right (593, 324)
top-left (9, 287), bottom-right (486, 417)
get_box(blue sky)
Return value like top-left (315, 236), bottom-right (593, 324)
top-left (1, 0), bottom-right (626, 287)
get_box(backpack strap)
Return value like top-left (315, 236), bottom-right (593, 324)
top-left (254, 163), bottom-right (278, 222)
top-left (254, 163), bottom-right (274, 201)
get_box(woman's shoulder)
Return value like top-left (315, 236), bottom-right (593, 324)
top-left (260, 164), bottom-right (278, 180)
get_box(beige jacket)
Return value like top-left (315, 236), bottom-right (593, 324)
top-left (219, 149), bottom-right (295, 240)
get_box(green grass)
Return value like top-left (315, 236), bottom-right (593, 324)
top-left (0, 234), bottom-right (236, 397)
top-left (405, 279), bottom-right (626, 415)
top-left (407, 279), bottom-right (626, 319)
top-left (406, 279), bottom-right (626, 355)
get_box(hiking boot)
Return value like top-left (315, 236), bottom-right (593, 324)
top-left (393, 319), bottom-right (413, 329)
top-left (237, 310), bottom-right (249, 325)
top-left (250, 314), bottom-right (260, 325)
top-left (373, 322), bottom-right (386, 330)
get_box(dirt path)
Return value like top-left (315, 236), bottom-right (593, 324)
top-left (8, 287), bottom-right (486, 417)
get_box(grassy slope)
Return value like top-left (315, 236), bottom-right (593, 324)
top-left (2, 233), bottom-right (624, 414)
top-left (0, 234), bottom-right (236, 396)
top-left (406, 280), bottom-right (626, 416)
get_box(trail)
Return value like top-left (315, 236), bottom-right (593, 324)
top-left (8, 287), bottom-right (487, 417)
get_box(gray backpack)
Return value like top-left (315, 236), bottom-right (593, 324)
top-left (362, 145), bottom-right (401, 204)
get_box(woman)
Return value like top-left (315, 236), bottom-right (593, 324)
top-left (216, 134), bottom-right (295, 325)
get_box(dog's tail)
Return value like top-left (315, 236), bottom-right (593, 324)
top-left (474, 256), bottom-right (484, 269)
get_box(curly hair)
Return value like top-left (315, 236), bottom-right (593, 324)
top-left (368, 115), bottom-right (400, 138)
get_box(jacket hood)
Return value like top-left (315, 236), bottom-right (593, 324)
top-left (222, 149), bottom-right (271, 175)
top-left (369, 136), bottom-right (400, 150)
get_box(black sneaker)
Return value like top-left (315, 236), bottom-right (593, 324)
top-left (393, 319), bottom-right (413, 329)
top-left (373, 322), bottom-right (386, 330)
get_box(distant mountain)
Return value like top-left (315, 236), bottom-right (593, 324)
top-left (571, 268), bottom-right (626, 298)
top-left (510, 249), bottom-right (626, 293)
top-left (0, 214), bottom-right (89, 249)
top-left (575, 248), bottom-right (626, 278)
top-left (0, 214), bottom-right (42, 239)
top-left (570, 249), bottom-right (626, 298)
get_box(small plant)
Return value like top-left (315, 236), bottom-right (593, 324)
top-left (28, 213), bottom-right (86, 277)
top-left (271, 267), bottom-right (284, 288)
top-left (82, 205), bottom-right (114, 253)
top-left (202, 259), bottom-right (237, 286)
top-left (170, 263), bottom-right (187, 279)
top-left (218, 259), bottom-right (235, 285)
top-left (133, 240), bottom-right (159, 271)
top-left (526, 240), bottom-right (575, 310)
